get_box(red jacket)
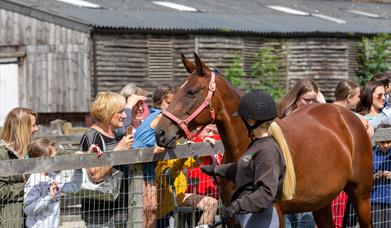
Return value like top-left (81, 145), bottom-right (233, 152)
top-left (186, 134), bottom-right (222, 199)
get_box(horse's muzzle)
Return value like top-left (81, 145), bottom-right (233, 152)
top-left (155, 129), bottom-right (177, 149)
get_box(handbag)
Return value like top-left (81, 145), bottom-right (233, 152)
top-left (79, 168), bottom-right (123, 202)
top-left (76, 132), bottom-right (123, 201)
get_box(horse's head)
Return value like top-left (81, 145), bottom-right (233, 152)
top-left (156, 53), bottom-right (221, 149)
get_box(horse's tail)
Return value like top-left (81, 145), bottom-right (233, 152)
top-left (269, 121), bottom-right (296, 200)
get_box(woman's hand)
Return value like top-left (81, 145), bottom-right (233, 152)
top-left (126, 95), bottom-right (147, 109)
top-left (374, 170), bottom-right (383, 179)
top-left (153, 146), bottom-right (165, 154)
top-left (49, 182), bottom-right (59, 199)
top-left (115, 134), bottom-right (134, 151)
top-left (86, 144), bottom-right (103, 157)
top-left (383, 170), bottom-right (391, 179)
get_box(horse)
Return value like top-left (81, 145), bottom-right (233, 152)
top-left (155, 53), bottom-right (373, 228)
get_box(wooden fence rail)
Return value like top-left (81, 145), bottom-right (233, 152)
top-left (0, 141), bottom-right (224, 177)
top-left (4, 126), bottom-right (390, 177)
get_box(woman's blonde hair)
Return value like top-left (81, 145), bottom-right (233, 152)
top-left (90, 91), bottom-right (126, 124)
top-left (0, 107), bottom-right (37, 157)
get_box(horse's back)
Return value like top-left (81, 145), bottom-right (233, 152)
top-left (275, 103), bottom-right (372, 212)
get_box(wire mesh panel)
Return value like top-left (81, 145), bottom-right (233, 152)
top-left (154, 157), bottom-right (220, 228)
top-left (344, 145), bottom-right (391, 228)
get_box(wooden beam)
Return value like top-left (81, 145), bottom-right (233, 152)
top-left (372, 128), bottom-right (391, 143)
top-left (0, 141), bottom-right (224, 176)
top-left (0, 52), bottom-right (25, 58)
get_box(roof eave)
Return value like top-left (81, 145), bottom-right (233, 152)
top-left (91, 26), bottom-right (382, 38)
top-left (1, 0), bottom-right (91, 33)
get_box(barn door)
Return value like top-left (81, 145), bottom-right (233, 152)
top-left (0, 58), bottom-right (19, 127)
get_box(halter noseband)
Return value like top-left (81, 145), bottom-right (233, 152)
top-left (162, 71), bottom-right (216, 140)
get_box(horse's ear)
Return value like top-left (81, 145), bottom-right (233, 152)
top-left (181, 54), bottom-right (196, 74)
top-left (194, 53), bottom-right (208, 76)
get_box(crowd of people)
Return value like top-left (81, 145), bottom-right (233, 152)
top-left (0, 72), bottom-right (390, 227)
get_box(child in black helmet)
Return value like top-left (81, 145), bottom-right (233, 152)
top-left (201, 90), bottom-right (286, 228)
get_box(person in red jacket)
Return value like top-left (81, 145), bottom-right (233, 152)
top-left (186, 124), bottom-right (223, 199)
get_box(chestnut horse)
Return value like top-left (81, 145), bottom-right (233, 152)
top-left (155, 53), bottom-right (373, 228)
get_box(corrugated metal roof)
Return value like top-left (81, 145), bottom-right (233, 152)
top-left (3, 0), bottom-right (391, 35)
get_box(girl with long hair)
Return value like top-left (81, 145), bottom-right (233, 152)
top-left (0, 107), bottom-right (38, 227)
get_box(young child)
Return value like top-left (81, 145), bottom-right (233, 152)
top-left (371, 139), bottom-right (391, 227)
top-left (23, 139), bottom-right (99, 228)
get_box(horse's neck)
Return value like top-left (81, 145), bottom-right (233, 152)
top-left (216, 118), bottom-right (249, 163)
top-left (215, 78), bottom-right (249, 163)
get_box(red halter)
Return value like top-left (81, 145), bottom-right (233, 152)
top-left (162, 71), bottom-right (216, 140)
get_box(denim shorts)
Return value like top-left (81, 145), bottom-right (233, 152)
top-left (143, 162), bottom-right (157, 181)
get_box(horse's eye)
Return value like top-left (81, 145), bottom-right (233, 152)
top-left (187, 89), bottom-right (197, 98)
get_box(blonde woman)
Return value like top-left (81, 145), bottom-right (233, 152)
top-left (79, 91), bottom-right (134, 227)
top-left (0, 107), bottom-right (38, 227)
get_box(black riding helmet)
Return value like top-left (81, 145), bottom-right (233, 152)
top-left (233, 90), bottom-right (277, 132)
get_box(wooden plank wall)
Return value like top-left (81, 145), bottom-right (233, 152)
top-left (286, 38), bottom-right (350, 100)
top-left (95, 34), bottom-right (149, 93)
top-left (242, 38), bottom-right (288, 90)
top-left (0, 9), bottom-right (90, 112)
top-left (95, 33), bottom-right (390, 102)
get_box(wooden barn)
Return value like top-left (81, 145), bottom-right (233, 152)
top-left (0, 0), bottom-right (91, 125)
top-left (1, 0), bottom-right (391, 125)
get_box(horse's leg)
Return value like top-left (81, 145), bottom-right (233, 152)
top-left (274, 204), bottom-right (284, 228)
top-left (313, 204), bottom-right (333, 228)
top-left (345, 185), bottom-right (372, 228)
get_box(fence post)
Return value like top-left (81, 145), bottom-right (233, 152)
top-left (128, 164), bottom-right (144, 228)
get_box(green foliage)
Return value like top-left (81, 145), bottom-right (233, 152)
top-left (249, 48), bottom-right (285, 100)
top-left (225, 49), bottom-right (285, 100)
top-left (225, 55), bottom-right (246, 87)
top-left (356, 33), bottom-right (390, 86)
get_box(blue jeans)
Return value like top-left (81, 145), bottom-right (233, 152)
top-left (236, 206), bottom-right (279, 228)
top-left (284, 212), bottom-right (316, 228)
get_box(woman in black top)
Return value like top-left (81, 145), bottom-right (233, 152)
top-left (80, 91), bottom-right (133, 227)
top-left (202, 90), bottom-right (285, 228)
